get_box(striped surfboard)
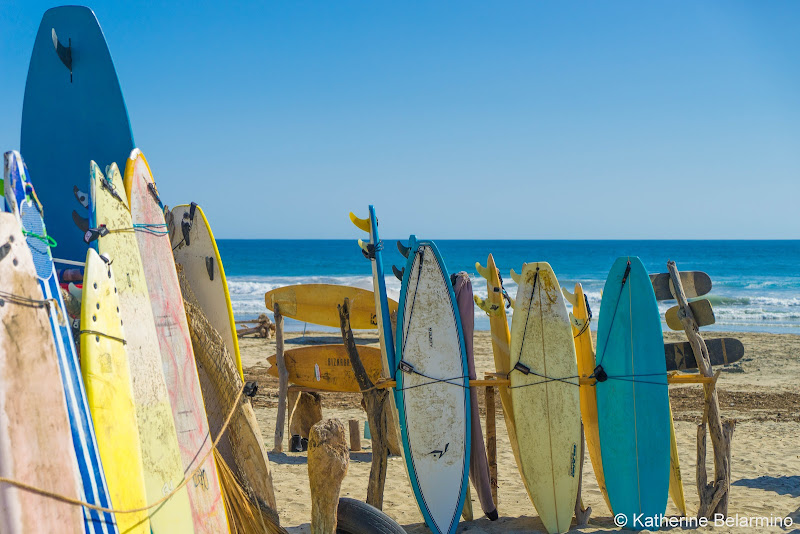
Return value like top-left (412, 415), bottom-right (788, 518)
top-left (3, 151), bottom-right (118, 534)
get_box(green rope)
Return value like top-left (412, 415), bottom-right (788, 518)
top-left (21, 229), bottom-right (57, 248)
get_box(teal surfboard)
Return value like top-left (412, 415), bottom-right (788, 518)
top-left (21, 6), bottom-right (134, 263)
top-left (595, 257), bottom-right (670, 530)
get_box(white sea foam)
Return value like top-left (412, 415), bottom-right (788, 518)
top-left (226, 273), bottom-right (800, 333)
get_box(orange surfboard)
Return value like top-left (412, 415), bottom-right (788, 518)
top-left (267, 345), bottom-right (382, 392)
top-left (265, 284), bottom-right (397, 330)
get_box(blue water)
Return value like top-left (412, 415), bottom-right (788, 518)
top-left (218, 239), bottom-right (800, 334)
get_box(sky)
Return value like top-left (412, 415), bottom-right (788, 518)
top-left (1, 1), bottom-right (798, 239)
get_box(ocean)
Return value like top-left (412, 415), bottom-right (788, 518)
top-left (218, 239), bottom-right (800, 334)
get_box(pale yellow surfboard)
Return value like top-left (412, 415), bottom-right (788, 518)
top-left (81, 248), bottom-right (150, 534)
top-left (265, 284), bottom-right (398, 330)
top-left (509, 263), bottom-right (580, 534)
top-left (168, 203), bottom-right (243, 380)
top-left (91, 161), bottom-right (194, 532)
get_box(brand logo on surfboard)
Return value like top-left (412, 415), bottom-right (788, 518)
top-left (429, 442), bottom-right (449, 459)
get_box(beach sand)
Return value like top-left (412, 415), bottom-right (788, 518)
top-left (241, 331), bottom-right (800, 533)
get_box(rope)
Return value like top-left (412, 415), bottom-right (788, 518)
top-left (0, 290), bottom-right (57, 311)
top-left (79, 330), bottom-right (127, 345)
top-left (0, 387), bottom-right (245, 515)
top-left (105, 224), bottom-right (168, 237)
top-left (396, 369), bottom-right (469, 391)
top-left (21, 229), bottom-right (57, 248)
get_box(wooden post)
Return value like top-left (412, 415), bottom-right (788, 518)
top-left (349, 419), bottom-right (361, 452)
top-left (308, 419), bottom-right (349, 534)
top-left (485, 383), bottom-right (498, 508)
top-left (573, 422), bottom-right (592, 526)
top-left (338, 298), bottom-right (390, 509)
top-left (273, 304), bottom-right (288, 452)
top-left (668, 261), bottom-right (734, 517)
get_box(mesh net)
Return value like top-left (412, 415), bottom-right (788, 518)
top-left (179, 268), bottom-right (284, 534)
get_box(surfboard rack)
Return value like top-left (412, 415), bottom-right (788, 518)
top-left (666, 261), bottom-right (735, 519)
top-left (51, 28), bottom-right (72, 75)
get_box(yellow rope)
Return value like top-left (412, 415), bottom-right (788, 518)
top-left (0, 387), bottom-right (245, 515)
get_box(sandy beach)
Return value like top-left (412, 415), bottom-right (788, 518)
top-left (239, 330), bottom-right (800, 533)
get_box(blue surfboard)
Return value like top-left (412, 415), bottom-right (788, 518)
top-left (395, 236), bottom-right (470, 534)
top-left (21, 6), bottom-right (134, 263)
top-left (595, 256), bottom-right (670, 530)
top-left (367, 205), bottom-right (396, 370)
top-left (4, 151), bottom-right (118, 534)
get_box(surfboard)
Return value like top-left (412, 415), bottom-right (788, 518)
top-left (265, 283), bottom-right (398, 330)
top-left (596, 257), bottom-right (670, 527)
top-left (563, 282), bottom-right (611, 513)
top-left (168, 203), bottom-right (243, 379)
top-left (668, 406), bottom-right (686, 516)
top-left (21, 6), bottom-right (134, 263)
top-left (0, 212), bottom-right (84, 534)
top-left (267, 345), bottom-right (383, 392)
top-left (508, 263), bottom-right (580, 534)
top-left (90, 160), bottom-right (194, 532)
top-left (474, 254), bottom-right (520, 468)
top-left (124, 150), bottom-right (228, 533)
top-left (395, 236), bottom-right (470, 534)
top-left (565, 281), bottom-right (686, 517)
top-left (664, 337), bottom-right (744, 371)
top-left (179, 270), bottom-right (278, 516)
top-left (81, 248), bottom-right (150, 534)
top-left (3, 151), bottom-right (117, 533)
top-left (349, 206), bottom-right (404, 459)
top-left (665, 299), bottom-right (715, 330)
top-left (650, 271), bottom-right (712, 301)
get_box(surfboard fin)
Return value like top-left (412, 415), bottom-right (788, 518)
top-left (357, 239), bottom-right (370, 253)
top-left (475, 262), bottom-right (491, 281)
top-left (562, 286), bottom-right (577, 306)
top-left (51, 29), bottom-right (72, 74)
top-left (205, 256), bottom-right (214, 281)
top-left (397, 241), bottom-right (410, 258)
top-left (349, 212), bottom-right (370, 233)
top-left (569, 312), bottom-right (586, 330)
top-left (72, 210), bottom-right (89, 232)
top-left (73, 186), bottom-right (88, 208)
top-left (392, 265), bottom-right (404, 281)
top-left (474, 296), bottom-right (504, 317)
top-left (510, 268), bottom-right (521, 284)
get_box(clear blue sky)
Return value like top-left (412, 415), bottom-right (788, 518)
top-left (1, 1), bottom-right (798, 239)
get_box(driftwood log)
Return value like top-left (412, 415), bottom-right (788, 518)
top-left (668, 261), bottom-right (735, 517)
top-left (338, 298), bottom-right (391, 509)
top-left (308, 419), bottom-right (349, 534)
top-left (289, 390), bottom-right (323, 439)
top-left (273, 304), bottom-right (289, 452)
top-left (236, 314), bottom-right (275, 339)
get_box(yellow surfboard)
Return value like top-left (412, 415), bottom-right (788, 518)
top-left (564, 283), bottom-right (686, 516)
top-left (91, 161), bottom-right (194, 532)
top-left (265, 284), bottom-right (397, 330)
top-left (474, 254), bottom-right (521, 465)
top-left (81, 248), bottom-right (150, 534)
top-left (563, 283), bottom-right (611, 512)
top-left (267, 345), bottom-right (383, 392)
